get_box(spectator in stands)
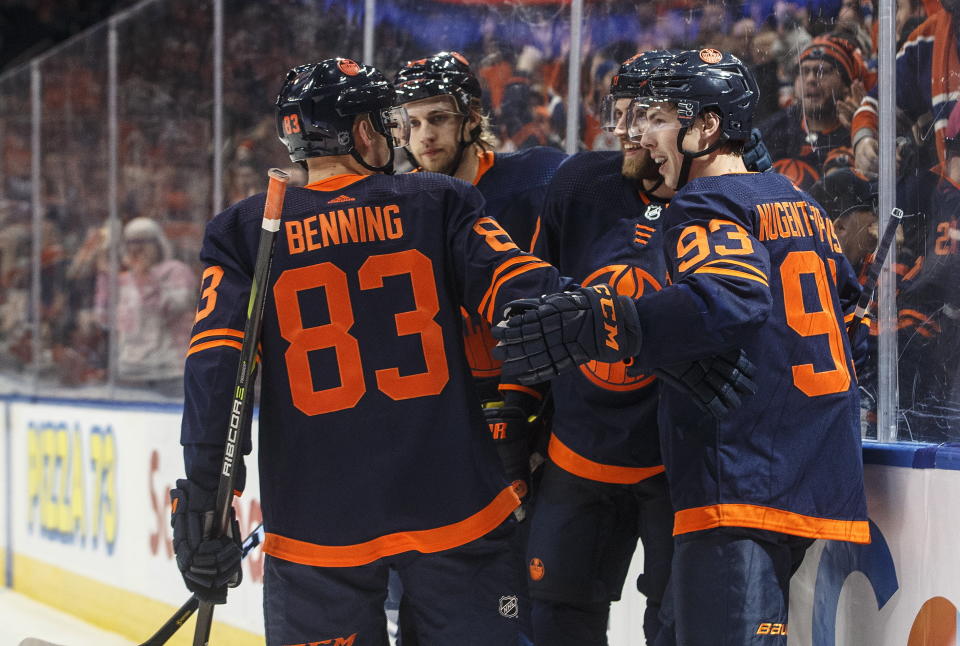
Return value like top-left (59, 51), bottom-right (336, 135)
top-left (893, 102), bottom-right (960, 441)
top-left (808, 167), bottom-right (879, 268)
top-left (895, 0), bottom-right (928, 49)
top-left (95, 217), bottom-right (195, 397)
top-left (760, 33), bottom-right (869, 189)
top-left (851, 0), bottom-right (955, 178)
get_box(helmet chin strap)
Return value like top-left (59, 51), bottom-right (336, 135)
top-left (351, 137), bottom-right (396, 175)
top-left (673, 126), bottom-right (724, 191)
top-left (639, 175), bottom-right (664, 199)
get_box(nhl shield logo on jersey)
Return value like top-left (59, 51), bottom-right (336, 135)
top-left (578, 265), bottom-right (663, 391)
top-left (499, 595), bottom-right (519, 618)
top-left (644, 204), bottom-right (663, 221)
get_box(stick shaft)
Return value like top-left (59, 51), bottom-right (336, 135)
top-left (138, 524), bottom-right (263, 646)
top-left (193, 168), bottom-right (289, 646)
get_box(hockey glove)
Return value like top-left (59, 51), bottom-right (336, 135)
top-left (492, 284), bottom-right (643, 385)
top-left (650, 349), bottom-right (758, 419)
top-left (742, 128), bottom-right (774, 173)
top-left (484, 388), bottom-right (543, 521)
top-left (170, 479), bottom-right (243, 604)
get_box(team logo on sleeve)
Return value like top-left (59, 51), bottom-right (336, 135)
top-left (579, 265), bottom-right (662, 391)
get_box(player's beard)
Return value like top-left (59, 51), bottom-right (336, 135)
top-left (416, 147), bottom-right (461, 176)
top-left (621, 148), bottom-right (661, 183)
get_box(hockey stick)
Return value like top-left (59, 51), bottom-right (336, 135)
top-left (847, 207), bottom-right (905, 340)
top-left (192, 168), bottom-right (289, 646)
top-left (17, 524), bottom-right (265, 646)
top-left (141, 523), bottom-right (265, 646)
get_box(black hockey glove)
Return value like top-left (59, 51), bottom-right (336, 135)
top-left (647, 349), bottom-right (758, 419)
top-left (742, 128), bottom-right (774, 173)
top-left (492, 285), bottom-right (642, 385)
top-left (170, 479), bottom-right (243, 604)
top-left (484, 388), bottom-right (543, 521)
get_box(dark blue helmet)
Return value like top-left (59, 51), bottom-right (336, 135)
top-left (393, 51), bottom-right (482, 113)
top-left (600, 50), bottom-right (679, 133)
top-left (609, 49), bottom-right (679, 98)
top-left (643, 48), bottom-right (759, 142)
top-left (276, 58), bottom-right (402, 163)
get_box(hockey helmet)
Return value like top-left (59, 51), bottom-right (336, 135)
top-left (276, 58), bottom-right (410, 166)
top-left (393, 51), bottom-right (482, 114)
top-left (600, 50), bottom-right (679, 132)
top-left (639, 48), bottom-right (759, 142)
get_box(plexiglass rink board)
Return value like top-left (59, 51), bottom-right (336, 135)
top-left (0, 68), bottom-right (34, 395)
top-left (36, 26), bottom-right (111, 399)
top-left (110, 0), bottom-right (215, 403)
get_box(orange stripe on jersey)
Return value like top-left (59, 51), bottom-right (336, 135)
top-left (692, 266), bottom-right (769, 287)
top-left (700, 258), bottom-right (768, 281)
top-left (472, 150), bottom-right (496, 185)
top-left (189, 328), bottom-right (244, 346)
top-left (483, 261), bottom-right (552, 323)
top-left (548, 434), bottom-right (665, 484)
top-left (305, 174), bottom-right (367, 191)
top-left (498, 383), bottom-right (543, 400)
top-left (262, 486), bottom-right (520, 567)
top-left (528, 216), bottom-right (542, 253)
top-left (185, 339), bottom-right (243, 358)
top-left (674, 503), bottom-right (871, 543)
top-left (636, 224), bottom-right (656, 233)
top-left (479, 256), bottom-right (534, 316)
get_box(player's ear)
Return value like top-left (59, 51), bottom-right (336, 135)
top-left (354, 115), bottom-right (375, 146)
top-left (701, 110), bottom-right (723, 142)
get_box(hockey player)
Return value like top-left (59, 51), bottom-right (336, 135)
top-left (170, 58), bottom-right (563, 646)
top-left (493, 50), bottom-right (870, 646)
top-left (521, 50), bottom-right (678, 646)
top-left (391, 49), bottom-right (566, 646)
top-left (392, 50), bottom-right (566, 490)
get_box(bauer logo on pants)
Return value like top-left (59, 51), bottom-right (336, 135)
top-left (500, 595), bottom-right (519, 618)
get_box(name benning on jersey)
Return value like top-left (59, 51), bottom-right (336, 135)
top-left (285, 203), bottom-right (406, 254)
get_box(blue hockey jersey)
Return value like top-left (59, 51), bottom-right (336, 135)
top-left (631, 172), bottom-right (870, 544)
top-left (181, 171), bottom-right (560, 567)
top-left (459, 148), bottom-right (566, 393)
top-left (534, 151), bottom-right (668, 483)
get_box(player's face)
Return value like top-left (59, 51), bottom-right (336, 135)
top-left (797, 59), bottom-right (847, 117)
top-left (638, 102), bottom-right (686, 189)
top-left (613, 97), bottom-right (659, 181)
top-left (405, 95), bottom-right (467, 174)
top-left (834, 208), bottom-right (878, 266)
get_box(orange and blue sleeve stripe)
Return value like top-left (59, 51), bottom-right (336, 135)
top-left (186, 328), bottom-right (244, 357)
top-left (691, 258), bottom-right (769, 287)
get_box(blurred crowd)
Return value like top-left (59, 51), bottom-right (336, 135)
top-left (1, 0), bottom-right (958, 440)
